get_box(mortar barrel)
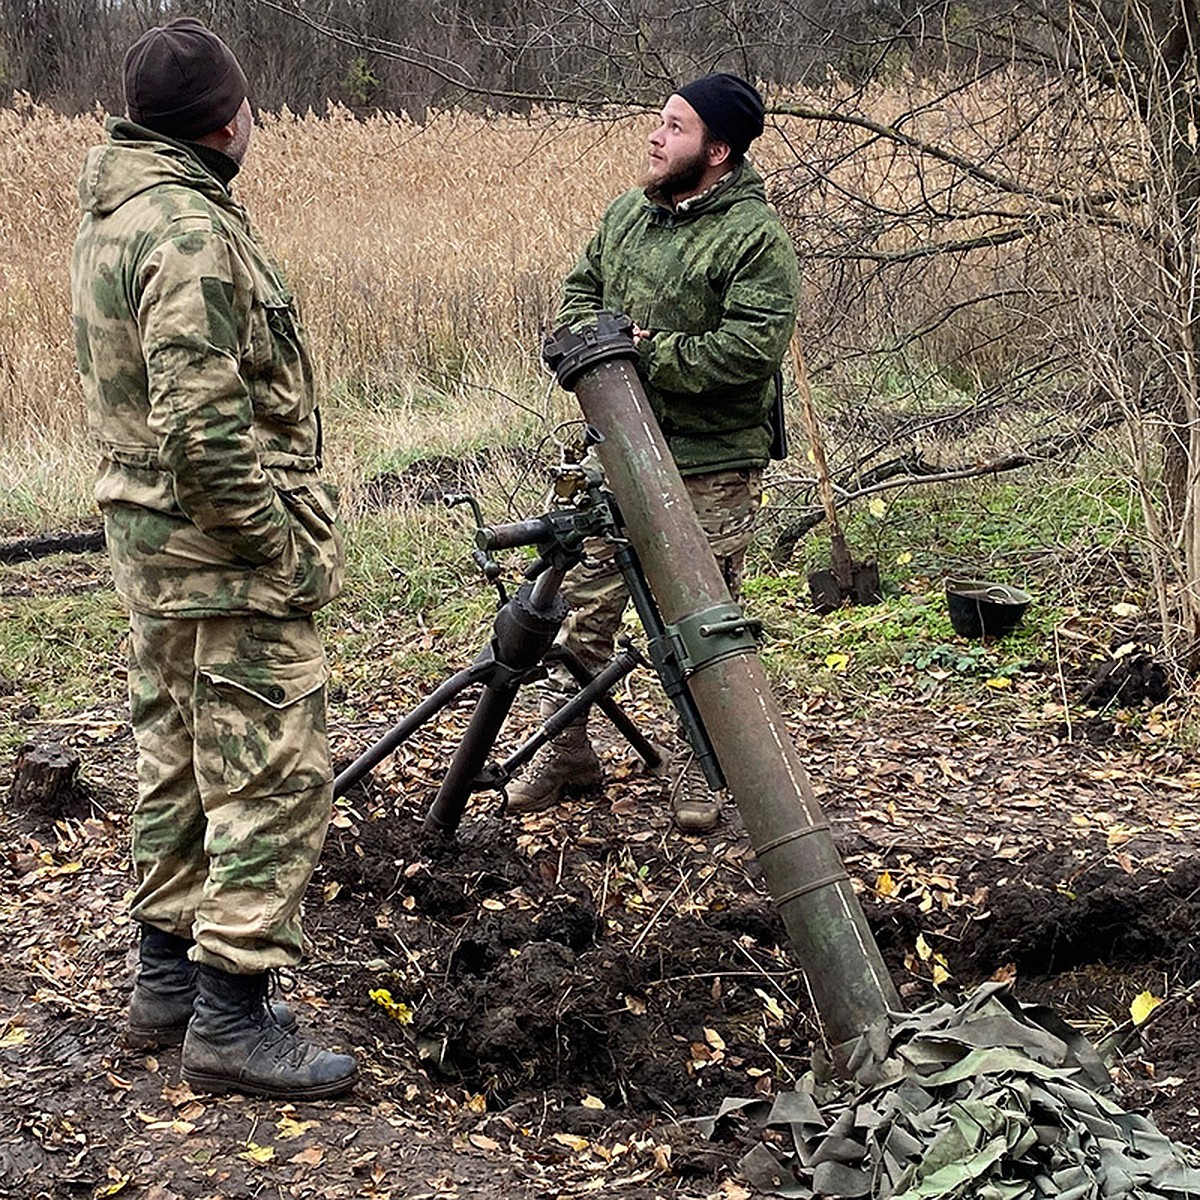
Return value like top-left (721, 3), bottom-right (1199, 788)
top-left (548, 325), bottom-right (899, 1053)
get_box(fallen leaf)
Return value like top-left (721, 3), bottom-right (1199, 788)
top-left (552, 1132), bottom-right (590, 1152)
top-left (1131, 990), bottom-right (1164, 1025)
top-left (276, 1116), bottom-right (317, 1140)
top-left (238, 1142), bottom-right (275, 1164)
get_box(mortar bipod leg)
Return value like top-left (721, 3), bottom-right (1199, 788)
top-left (548, 643), bottom-right (662, 770)
top-left (493, 645), bottom-right (661, 790)
top-left (423, 574), bottom-right (569, 837)
top-left (333, 656), bottom-right (495, 799)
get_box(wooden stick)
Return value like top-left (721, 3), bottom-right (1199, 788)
top-left (791, 333), bottom-right (853, 586)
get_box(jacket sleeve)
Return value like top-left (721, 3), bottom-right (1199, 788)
top-left (556, 225), bottom-right (607, 331)
top-left (137, 226), bottom-right (291, 566)
top-left (642, 223), bottom-right (799, 397)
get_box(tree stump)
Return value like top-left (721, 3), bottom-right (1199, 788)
top-left (9, 741), bottom-right (83, 816)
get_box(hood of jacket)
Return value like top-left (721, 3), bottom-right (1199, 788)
top-left (77, 117), bottom-right (233, 218)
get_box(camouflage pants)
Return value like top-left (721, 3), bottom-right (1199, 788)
top-left (126, 611), bottom-right (333, 974)
top-left (552, 467), bottom-right (762, 684)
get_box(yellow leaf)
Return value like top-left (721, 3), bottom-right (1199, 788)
top-left (1107, 823), bottom-right (1139, 849)
top-left (481, 898), bottom-right (506, 911)
top-left (323, 880), bottom-right (341, 902)
top-left (552, 1132), bottom-right (591, 1152)
top-left (369, 988), bottom-right (414, 1024)
top-left (915, 933), bottom-right (933, 961)
top-left (0, 1024), bottom-right (27, 1048)
top-left (984, 677), bottom-right (1012, 690)
top-left (239, 1142), bottom-right (275, 1164)
top-left (896, 550), bottom-right (913, 566)
top-left (276, 1117), bottom-right (317, 1140)
top-left (868, 498), bottom-right (887, 518)
top-left (466, 1092), bottom-right (488, 1113)
top-left (1130, 990), bottom-right (1164, 1025)
top-left (580, 1094), bottom-right (606, 1109)
top-left (876, 870), bottom-right (898, 897)
top-left (760, 489), bottom-right (771, 507)
top-left (624, 993), bottom-right (647, 1015)
top-left (825, 652), bottom-right (849, 671)
top-left (93, 1177), bottom-right (130, 1198)
top-left (704, 1027), bottom-right (726, 1051)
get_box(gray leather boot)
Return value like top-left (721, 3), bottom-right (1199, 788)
top-left (506, 695), bottom-right (602, 814)
top-left (128, 924), bottom-right (294, 1049)
top-left (182, 965), bottom-right (357, 1100)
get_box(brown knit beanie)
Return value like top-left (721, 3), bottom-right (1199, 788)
top-left (123, 17), bottom-right (248, 140)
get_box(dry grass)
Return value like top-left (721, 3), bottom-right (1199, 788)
top-left (0, 75), bottom-right (1134, 531)
top-left (0, 97), bottom-right (650, 526)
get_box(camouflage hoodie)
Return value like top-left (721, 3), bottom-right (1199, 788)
top-left (71, 119), bottom-right (342, 619)
top-left (558, 162), bottom-right (799, 475)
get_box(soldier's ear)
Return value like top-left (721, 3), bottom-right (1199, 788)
top-left (706, 139), bottom-right (732, 169)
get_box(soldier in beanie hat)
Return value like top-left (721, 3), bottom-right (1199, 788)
top-left (507, 72), bottom-right (799, 834)
top-left (70, 20), bottom-right (357, 1101)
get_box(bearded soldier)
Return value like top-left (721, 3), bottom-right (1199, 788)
top-left (509, 73), bottom-right (800, 833)
top-left (71, 18), bottom-right (356, 1099)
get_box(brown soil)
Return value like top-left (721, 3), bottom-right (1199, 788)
top-left (4, 625), bottom-right (1200, 1196)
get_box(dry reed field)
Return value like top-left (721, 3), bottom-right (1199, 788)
top-left (0, 76), bottom-right (1126, 531)
top-left (0, 98), bottom-right (646, 526)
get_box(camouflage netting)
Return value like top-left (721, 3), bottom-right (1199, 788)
top-left (703, 983), bottom-right (1200, 1199)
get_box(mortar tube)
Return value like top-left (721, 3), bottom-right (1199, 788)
top-left (551, 340), bottom-right (900, 1054)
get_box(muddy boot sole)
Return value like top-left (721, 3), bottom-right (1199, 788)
top-left (182, 1063), bottom-right (358, 1101)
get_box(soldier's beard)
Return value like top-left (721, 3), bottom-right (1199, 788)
top-left (642, 147), bottom-right (709, 204)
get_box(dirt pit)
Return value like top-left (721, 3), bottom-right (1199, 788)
top-left (314, 780), bottom-right (1200, 1139)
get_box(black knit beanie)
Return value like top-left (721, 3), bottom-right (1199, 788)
top-left (674, 73), bottom-right (765, 155)
top-left (124, 17), bottom-right (248, 140)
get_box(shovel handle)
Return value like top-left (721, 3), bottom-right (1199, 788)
top-left (791, 334), bottom-right (842, 542)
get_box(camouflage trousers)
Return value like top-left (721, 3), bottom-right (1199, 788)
top-left (126, 611), bottom-right (333, 974)
top-left (551, 467), bottom-right (762, 686)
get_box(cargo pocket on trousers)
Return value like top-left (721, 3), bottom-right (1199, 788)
top-left (197, 654), bottom-right (330, 798)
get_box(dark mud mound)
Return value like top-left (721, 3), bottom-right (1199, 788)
top-left (315, 797), bottom-right (1200, 1126)
top-left (949, 852), bottom-right (1200, 979)
top-left (318, 804), bottom-right (811, 1116)
top-left (1081, 652), bottom-right (1171, 707)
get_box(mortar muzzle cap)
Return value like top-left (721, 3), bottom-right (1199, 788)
top-left (542, 313), bottom-right (638, 390)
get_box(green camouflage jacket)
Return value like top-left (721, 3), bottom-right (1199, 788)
top-left (558, 162), bottom-right (799, 475)
top-left (71, 118), bottom-right (342, 619)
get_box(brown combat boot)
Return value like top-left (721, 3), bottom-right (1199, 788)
top-left (128, 924), bottom-right (295, 1049)
top-left (506, 698), bottom-right (602, 815)
top-left (182, 966), bottom-right (357, 1101)
top-left (670, 754), bottom-right (722, 835)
